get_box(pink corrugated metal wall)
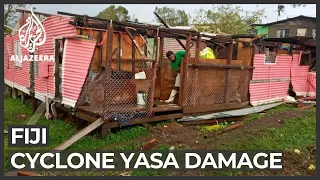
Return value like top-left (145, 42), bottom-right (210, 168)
top-left (4, 14), bottom-right (77, 101)
top-left (34, 15), bottom-right (77, 101)
top-left (61, 38), bottom-right (97, 107)
top-left (249, 54), bottom-right (292, 106)
top-left (4, 33), bottom-right (31, 94)
top-left (4, 36), bottom-right (13, 83)
top-left (290, 53), bottom-right (310, 96)
top-left (307, 72), bottom-right (316, 97)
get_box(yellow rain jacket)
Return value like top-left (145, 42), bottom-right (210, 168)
top-left (199, 47), bottom-right (215, 59)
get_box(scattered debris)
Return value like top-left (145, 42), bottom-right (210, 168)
top-left (119, 172), bottom-right (131, 176)
top-left (294, 149), bottom-right (301, 154)
top-left (283, 95), bottom-right (296, 104)
top-left (204, 122), bottom-right (244, 139)
top-left (169, 146), bottom-right (175, 150)
top-left (140, 138), bottom-right (158, 150)
top-left (201, 124), bottom-right (226, 133)
top-left (154, 122), bottom-right (184, 133)
top-left (298, 96), bottom-right (316, 101)
top-left (308, 164), bottom-right (316, 171)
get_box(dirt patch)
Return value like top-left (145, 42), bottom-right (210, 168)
top-left (103, 109), bottom-right (307, 151)
top-left (191, 110), bottom-right (306, 150)
top-left (243, 145), bottom-right (316, 176)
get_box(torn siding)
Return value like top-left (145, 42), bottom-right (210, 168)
top-left (61, 38), bottom-right (97, 107)
top-left (307, 72), bottom-right (316, 97)
top-left (250, 54), bottom-right (291, 106)
top-left (34, 15), bottom-right (77, 101)
top-left (290, 53), bottom-right (312, 97)
top-left (4, 33), bottom-right (31, 95)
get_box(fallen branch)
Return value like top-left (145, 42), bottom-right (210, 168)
top-left (204, 122), bottom-right (244, 139)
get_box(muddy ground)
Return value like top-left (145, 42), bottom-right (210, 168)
top-left (106, 109), bottom-right (307, 151)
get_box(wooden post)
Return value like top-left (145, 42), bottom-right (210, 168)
top-left (12, 88), bottom-right (18, 99)
top-left (179, 34), bottom-right (191, 105)
top-left (99, 31), bottom-right (103, 66)
top-left (100, 123), bottom-right (112, 138)
top-left (159, 37), bottom-right (164, 67)
top-left (21, 93), bottom-right (25, 104)
top-left (8, 86), bottom-right (12, 98)
top-left (76, 117), bottom-right (87, 131)
top-left (106, 22), bottom-right (113, 71)
top-left (227, 39), bottom-right (234, 63)
top-left (224, 39), bottom-right (233, 103)
top-left (132, 36), bottom-right (136, 76)
top-left (32, 96), bottom-right (37, 113)
top-left (117, 33), bottom-right (122, 71)
top-left (148, 29), bottom-right (159, 112)
top-left (195, 35), bottom-right (201, 64)
top-left (144, 36), bottom-right (148, 57)
top-left (54, 40), bottom-right (60, 98)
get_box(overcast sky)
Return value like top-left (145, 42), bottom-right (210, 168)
top-left (30, 4), bottom-right (316, 24)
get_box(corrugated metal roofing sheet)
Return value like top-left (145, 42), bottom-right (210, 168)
top-left (250, 54), bottom-right (291, 106)
top-left (61, 38), bottom-right (97, 107)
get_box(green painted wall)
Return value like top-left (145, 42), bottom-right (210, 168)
top-left (255, 26), bottom-right (269, 37)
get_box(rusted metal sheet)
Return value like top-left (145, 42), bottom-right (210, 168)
top-left (250, 54), bottom-right (291, 106)
top-left (291, 53), bottom-right (311, 96)
top-left (61, 38), bottom-right (97, 107)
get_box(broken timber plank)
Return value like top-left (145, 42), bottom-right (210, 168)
top-left (17, 171), bottom-right (41, 176)
top-left (54, 118), bottom-right (104, 151)
top-left (76, 112), bottom-right (183, 128)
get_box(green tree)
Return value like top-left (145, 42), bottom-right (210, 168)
top-left (192, 5), bottom-right (266, 34)
top-left (154, 6), bottom-right (189, 26)
top-left (4, 4), bottom-right (30, 34)
top-left (96, 5), bottom-right (130, 22)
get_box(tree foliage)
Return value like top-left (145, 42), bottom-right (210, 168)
top-left (192, 5), bottom-right (266, 34)
top-left (4, 4), bottom-right (29, 34)
top-left (96, 5), bottom-right (131, 22)
top-left (154, 6), bottom-right (189, 26)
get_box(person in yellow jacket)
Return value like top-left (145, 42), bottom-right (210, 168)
top-left (199, 42), bottom-right (215, 59)
top-left (163, 43), bottom-right (215, 103)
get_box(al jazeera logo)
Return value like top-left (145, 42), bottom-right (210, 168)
top-left (10, 8), bottom-right (54, 62)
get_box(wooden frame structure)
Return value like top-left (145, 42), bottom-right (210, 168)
top-left (51, 11), bottom-right (260, 137)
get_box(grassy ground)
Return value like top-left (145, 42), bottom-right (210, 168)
top-left (4, 97), bottom-right (316, 176)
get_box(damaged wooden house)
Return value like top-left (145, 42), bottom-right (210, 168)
top-left (4, 9), bottom-right (315, 137)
